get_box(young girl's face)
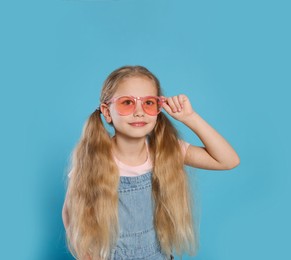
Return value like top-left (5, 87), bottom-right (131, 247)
top-left (104, 76), bottom-right (159, 139)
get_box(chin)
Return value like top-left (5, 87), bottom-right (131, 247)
top-left (116, 128), bottom-right (154, 139)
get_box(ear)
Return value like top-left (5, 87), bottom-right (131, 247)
top-left (100, 103), bottom-right (112, 123)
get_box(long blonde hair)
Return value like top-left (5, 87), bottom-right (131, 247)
top-left (65, 66), bottom-right (197, 259)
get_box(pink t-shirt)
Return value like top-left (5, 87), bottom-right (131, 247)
top-left (68, 139), bottom-right (190, 178)
top-left (114, 139), bottom-right (190, 177)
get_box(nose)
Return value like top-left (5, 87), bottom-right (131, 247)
top-left (133, 99), bottom-right (145, 117)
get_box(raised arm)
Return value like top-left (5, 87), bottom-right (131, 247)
top-left (162, 94), bottom-right (240, 170)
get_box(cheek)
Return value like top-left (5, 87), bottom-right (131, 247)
top-left (148, 117), bottom-right (158, 128)
top-left (109, 107), bottom-right (120, 119)
top-left (110, 112), bottom-right (128, 126)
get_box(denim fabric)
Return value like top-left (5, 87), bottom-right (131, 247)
top-left (110, 172), bottom-right (169, 260)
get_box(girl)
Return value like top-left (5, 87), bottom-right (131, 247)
top-left (62, 65), bottom-right (240, 260)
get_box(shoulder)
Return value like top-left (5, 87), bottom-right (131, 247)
top-left (178, 139), bottom-right (190, 157)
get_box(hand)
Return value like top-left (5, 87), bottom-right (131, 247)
top-left (162, 94), bottom-right (196, 123)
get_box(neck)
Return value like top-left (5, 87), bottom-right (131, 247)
top-left (112, 135), bottom-right (148, 166)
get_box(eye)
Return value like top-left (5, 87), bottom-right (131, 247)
top-left (144, 98), bottom-right (158, 106)
top-left (120, 98), bottom-right (135, 106)
top-left (145, 100), bottom-right (154, 105)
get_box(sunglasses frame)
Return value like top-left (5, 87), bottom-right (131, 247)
top-left (105, 95), bottom-right (166, 116)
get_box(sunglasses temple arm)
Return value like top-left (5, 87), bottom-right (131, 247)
top-left (161, 97), bottom-right (167, 104)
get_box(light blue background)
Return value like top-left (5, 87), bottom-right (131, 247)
top-left (1, 0), bottom-right (290, 259)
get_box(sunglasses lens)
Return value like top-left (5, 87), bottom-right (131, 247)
top-left (115, 96), bottom-right (136, 115)
top-left (142, 97), bottom-right (161, 115)
top-left (114, 96), bottom-right (163, 116)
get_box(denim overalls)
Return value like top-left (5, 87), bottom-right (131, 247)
top-left (110, 172), bottom-right (170, 260)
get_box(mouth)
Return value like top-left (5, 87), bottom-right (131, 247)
top-left (129, 122), bottom-right (147, 127)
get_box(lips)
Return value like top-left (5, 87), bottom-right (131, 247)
top-left (129, 122), bottom-right (147, 127)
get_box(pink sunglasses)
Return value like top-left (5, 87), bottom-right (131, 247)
top-left (106, 96), bottom-right (166, 116)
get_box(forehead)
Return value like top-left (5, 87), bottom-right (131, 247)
top-left (113, 76), bottom-right (158, 97)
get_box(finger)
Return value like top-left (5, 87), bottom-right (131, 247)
top-left (160, 96), bottom-right (168, 105)
top-left (162, 101), bottom-right (174, 115)
top-left (166, 97), bottom-right (177, 113)
top-left (172, 96), bottom-right (182, 112)
top-left (178, 94), bottom-right (186, 108)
